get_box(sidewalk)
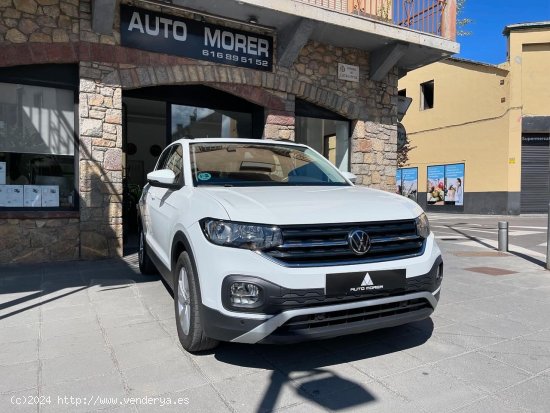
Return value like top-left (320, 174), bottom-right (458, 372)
top-left (1, 241), bottom-right (549, 413)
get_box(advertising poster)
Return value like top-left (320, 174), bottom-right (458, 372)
top-left (41, 185), bottom-right (60, 207)
top-left (0, 162), bottom-right (5, 185)
top-left (401, 168), bottom-right (418, 202)
top-left (24, 185), bottom-right (42, 207)
top-left (396, 169), bottom-right (402, 195)
top-left (6, 185), bottom-right (24, 207)
top-left (427, 166), bottom-right (445, 205)
top-left (445, 163), bottom-right (465, 206)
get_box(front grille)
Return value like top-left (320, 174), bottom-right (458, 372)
top-left (274, 298), bottom-right (431, 333)
top-left (264, 219), bottom-right (425, 267)
top-left (268, 273), bottom-right (437, 310)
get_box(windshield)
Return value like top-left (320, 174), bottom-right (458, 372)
top-left (189, 142), bottom-right (350, 187)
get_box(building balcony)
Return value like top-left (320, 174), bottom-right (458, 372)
top-left (297, 0), bottom-right (457, 41)
top-left (91, 0), bottom-right (459, 76)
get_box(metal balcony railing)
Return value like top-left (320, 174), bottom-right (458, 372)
top-left (296, 0), bottom-right (457, 40)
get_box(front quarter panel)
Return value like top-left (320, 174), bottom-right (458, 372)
top-left (168, 188), bottom-right (230, 271)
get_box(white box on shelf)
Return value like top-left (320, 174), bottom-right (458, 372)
top-left (0, 185), bottom-right (6, 207)
top-left (24, 185), bottom-right (42, 207)
top-left (6, 185), bottom-right (24, 207)
top-left (41, 185), bottom-right (60, 207)
top-left (0, 162), bottom-right (6, 185)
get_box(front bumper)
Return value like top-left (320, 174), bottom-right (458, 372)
top-left (200, 256), bottom-right (443, 344)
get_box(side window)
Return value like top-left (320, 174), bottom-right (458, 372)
top-left (164, 145), bottom-right (184, 184)
top-left (155, 146), bottom-right (172, 171)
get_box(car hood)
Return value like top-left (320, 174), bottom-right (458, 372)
top-left (199, 186), bottom-right (423, 225)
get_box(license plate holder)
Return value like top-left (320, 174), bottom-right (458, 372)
top-left (326, 269), bottom-right (406, 296)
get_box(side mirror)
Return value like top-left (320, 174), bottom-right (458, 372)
top-left (147, 169), bottom-right (179, 189)
top-left (341, 171), bottom-right (357, 184)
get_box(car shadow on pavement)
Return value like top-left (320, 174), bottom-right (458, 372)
top-left (211, 318), bottom-right (434, 412)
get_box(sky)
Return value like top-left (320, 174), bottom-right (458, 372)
top-left (457, 0), bottom-right (550, 64)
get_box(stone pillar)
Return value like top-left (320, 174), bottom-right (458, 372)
top-left (78, 63), bottom-right (123, 259)
top-left (264, 95), bottom-right (295, 141)
top-left (351, 120), bottom-right (397, 192)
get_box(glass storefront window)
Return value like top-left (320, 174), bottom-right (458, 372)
top-left (295, 117), bottom-right (350, 172)
top-left (0, 82), bottom-right (76, 209)
top-left (171, 104), bottom-right (252, 140)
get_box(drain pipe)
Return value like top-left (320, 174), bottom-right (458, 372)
top-left (498, 221), bottom-right (509, 252)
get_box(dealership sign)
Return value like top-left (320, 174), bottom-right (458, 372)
top-left (120, 5), bottom-right (273, 71)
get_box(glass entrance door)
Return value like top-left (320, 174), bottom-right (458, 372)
top-left (171, 105), bottom-right (253, 140)
top-left (295, 99), bottom-right (350, 172)
top-left (295, 117), bottom-right (350, 172)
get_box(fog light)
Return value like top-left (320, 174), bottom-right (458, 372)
top-left (230, 282), bottom-right (261, 305)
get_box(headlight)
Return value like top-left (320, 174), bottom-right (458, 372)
top-left (201, 219), bottom-right (282, 250)
top-left (416, 213), bottom-right (430, 238)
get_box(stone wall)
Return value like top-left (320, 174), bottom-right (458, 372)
top-left (0, 217), bottom-right (79, 263)
top-left (0, 0), bottom-right (79, 43)
top-left (0, 0), bottom-right (399, 263)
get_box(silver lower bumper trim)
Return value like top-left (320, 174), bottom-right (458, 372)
top-left (232, 291), bottom-right (439, 344)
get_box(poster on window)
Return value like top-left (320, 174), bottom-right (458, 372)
top-left (445, 164), bottom-right (465, 206)
top-left (0, 162), bottom-right (5, 185)
top-left (395, 169), bottom-right (402, 195)
top-left (427, 166), bottom-right (445, 205)
top-left (24, 185), bottom-right (42, 207)
top-left (401, 168), bottom-right (418, 202)
top-left (41, 186), bottom-right (60, 207)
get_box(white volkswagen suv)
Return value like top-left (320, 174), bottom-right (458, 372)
top-left (138, 138), bottom-right (443, 352)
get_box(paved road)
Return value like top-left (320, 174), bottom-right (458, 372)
top-left (428, 213), bottom-right (549, 267)
top-left (1, 224), bottom-right (550, 413)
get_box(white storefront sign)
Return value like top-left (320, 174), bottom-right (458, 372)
top-left (338, 63), bottom-right (360, 82)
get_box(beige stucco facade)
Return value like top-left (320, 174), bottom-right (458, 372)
top-left (398, 23), bottom-right (550, 214)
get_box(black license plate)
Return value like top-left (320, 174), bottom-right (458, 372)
top-left (326, 269), bottom-right (406, 296)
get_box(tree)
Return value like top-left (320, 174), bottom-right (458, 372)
top-left (397, 138), bottom-right (415, 169)
top-left (457, 0), bottom-right (473, 37)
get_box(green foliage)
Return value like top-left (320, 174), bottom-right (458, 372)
top-left (457, 0), bottom-right (473, 37)
top-left (397, 140), bottom-right (416, 169)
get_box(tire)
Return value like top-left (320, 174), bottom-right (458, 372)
top-left (174, 251), bottom-right (219, 352)
top-left (138, 226), bottom-right (157, 275)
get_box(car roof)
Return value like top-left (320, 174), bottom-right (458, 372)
top-left (172, 138), bottom-right (307, 148)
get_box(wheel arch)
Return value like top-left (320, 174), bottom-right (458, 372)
top-left (171, 230), bottom-right (199, 284)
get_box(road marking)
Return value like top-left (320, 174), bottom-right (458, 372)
top-left (433, 227), bottom-right (543, 237)
top-left (510, 226), bottom-right (548, 230)
top-left (454, 239), bottom-right (547, 259)
top-left (501, 230), bottom-right (545, 236)
top-left (539, 242), bottom-right (547, 247)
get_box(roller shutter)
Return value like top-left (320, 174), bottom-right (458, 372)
top-left (521, 134), bottom-right (550, 213)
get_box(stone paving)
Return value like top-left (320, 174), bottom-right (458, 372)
top-left (1, 240), bottom-right (550, 412)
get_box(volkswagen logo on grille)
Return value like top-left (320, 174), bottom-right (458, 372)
top-left (348, 229), bottom-right (371, 255)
